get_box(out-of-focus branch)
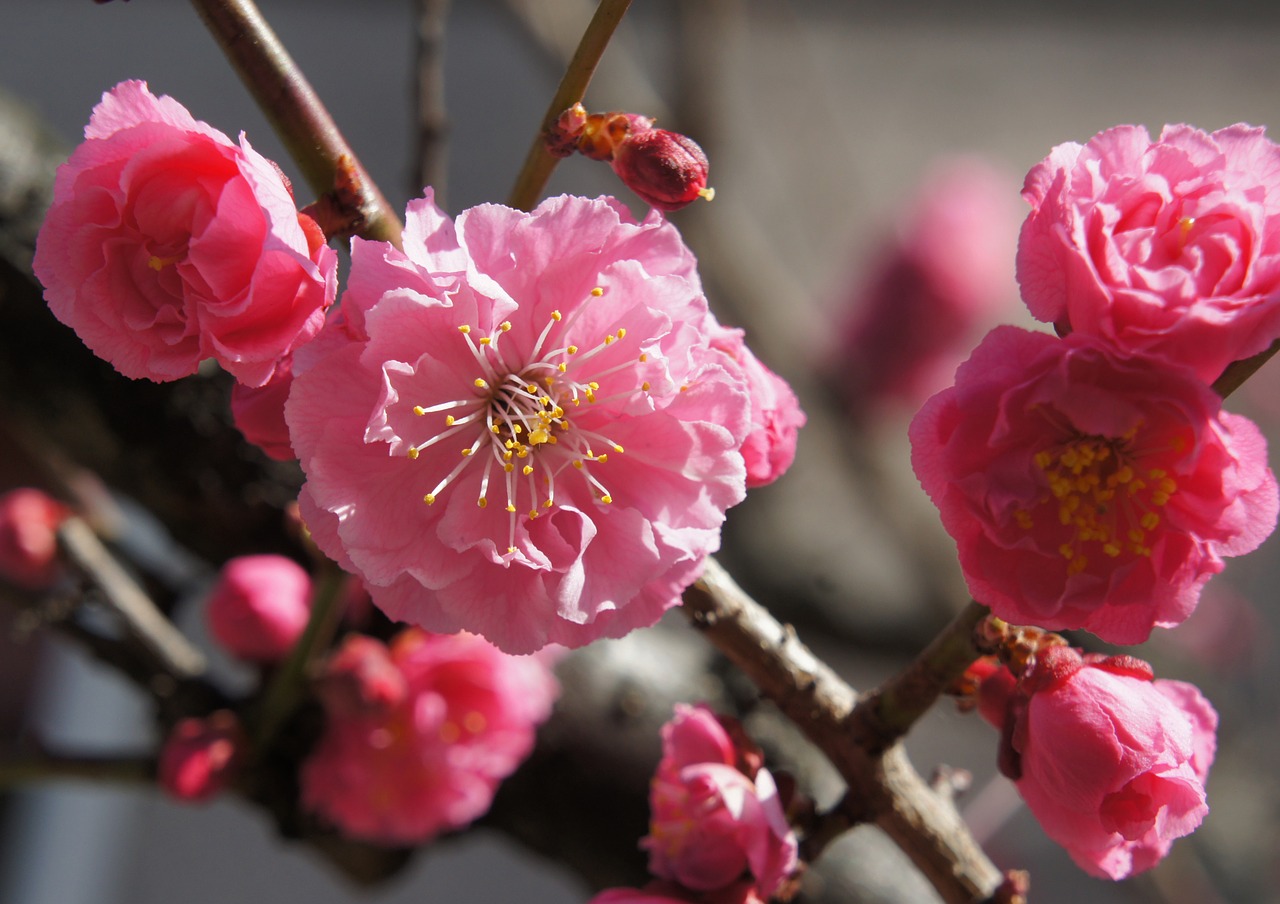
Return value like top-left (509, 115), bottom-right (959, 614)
top-left (0, 750), bottom-right (153, 790)
top-left (1212, 337), bottom-right (1280, 399)
top-left (413, 0), bottom-right (451, 203)
top-left (57, 516), bottom-right (206, 681)
top-left (507, 0), bottom-right (634, 211)
top-left (188, 0), bottom-right (403, 246)
top-left (682, 558), bottom-right (1003, 904)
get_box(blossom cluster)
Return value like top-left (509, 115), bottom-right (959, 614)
top-left (911, 123), bottom-right (1280, 877)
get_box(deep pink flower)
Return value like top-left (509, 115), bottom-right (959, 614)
top-left (231, 352), bottom-right (296, 460)
top-left (288, 191), bottom-right (752, 654)
top-left (834, 157), bottom-right (1020, 410)
top-left (643, 704), bottom-right (798, 898)
top-left (33, 80), bottom-right (337, 386)
top-left (300, 628), bottom-right (559, 845)
top-left (1017, 123), bottom-right (1280, 383)
top-left (157, 710), bottom-right (247, 803)
top-left (910, 326), bottom-right (1277, 644)
top-left (205, 554), bottom-right (311, 663)
top-left (976, 646), bottom-right (1217, 880)
top-left (0, 488), bottom-right (68, 590)
top-left (708, 328), bottom-right (804, 488)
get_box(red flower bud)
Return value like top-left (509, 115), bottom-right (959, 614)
top-left (611, 127), bottom-right (713, 212)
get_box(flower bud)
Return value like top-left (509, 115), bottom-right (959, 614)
top-left (205, 554), bottom-right (312, 663)
top-left (611, 127), bottom-right (713, 212)
top-left (157, 711), bottom-right (246, 803)
top-left (0, 488), bottom-right (68, 590)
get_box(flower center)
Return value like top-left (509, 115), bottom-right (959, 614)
top-left (404, 288), bottom-right (652, 554)
top-left (1016, 431), bottom-right (1179, 575)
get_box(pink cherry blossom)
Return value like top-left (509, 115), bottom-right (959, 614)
top-left (643, 704), bottom-right (798, 898)
top-left (0, 488), bottom-right (68, 590)
top-left (910, 325), bottom-right (1278, 644)
top-left (205, 554), bottom-right (311, 663)
top-left (299, 628), bottom-right (559, 845)
top-left (157, 710), bottom-right (247, 803)
top-left (231, 352), bottom-right (296, 460)
top-left (708, 327), bottom-right (804, 488)
top-left (32, 80), bottom-right (337, 386)
top-left (1017, 123), bottom-right (1280, 383)
top-left (833, 156), bottom-right (1020, 411)
top-left (976, 646), bottom-right (1217, 880)
top-left (288, 191), bottom-right (752, 653)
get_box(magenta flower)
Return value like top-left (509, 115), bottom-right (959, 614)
top-left (299, 628), bottom-right (559, 845)
top-left (977, 646), bottom-right (1217, 880)
top-left (204, 554), bottom-right (312, 663)
top-left (157, 710), bottom-right (247, 804)
top-left (32, 80), bottom-right (337, 386)
top-left (1017, 123), bottom-right (1280, 383)
top-left (643, 704), bottom-right (798, 898)
top-left (589, 881), bottom-right (764, 904)
top-left (231, 353), bottom-right (296, 460)
top-left (288, 192), bottom-right (752, 653)
top-left (0, 488), bottom-right (68, 591)
top-left (910, 326), bottom-right (1278, 644)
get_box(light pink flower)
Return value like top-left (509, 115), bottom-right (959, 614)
top-left (910, 325), bottom-right (1278, 644)
top-left (833, 157), bottom-right (1020, 410)
top-left (1017, 123), bottom-right (1280, 383)
top-left (644, 704), bottom-right (798, 898)
top-left (157, 710), bottom-right (247, 803)
top-left (288, 191), bottom-right (752, 653)
top-left (708, 327), bottom-right (804, 488)
top-left (230, 352), bottom-right (296, 460)
top-left (977, 646), bottom-right (1217, 880)
top-left (205, 554), bottom-right (311, 663)
top-left (32, 80), bottom-right (337, 386)
top-left (0, 488), bottom-right (68, 590)
top-left (300, 628), bottom-right (559, 845)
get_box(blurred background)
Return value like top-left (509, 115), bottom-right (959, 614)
top-left (3, 1), bottom-right (1280, 902)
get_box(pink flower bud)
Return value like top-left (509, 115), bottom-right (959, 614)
top-left (230, 353), bottom-right (296, 460)
top-left (314, 633), bottom-right (407, 718)
top-left (0, 488), bottom-right (68, 590)
top-left (205, 554), bottom-right (312, 663)
top-left (611, 126), bottom-right (713, 212)
top-left (643, 704), bottom-right (798, 899)
top-left (157, 711), bottom-right (246, 803)
top-left (589, 880), bottom-right (764, 904)
top-left (976, 647), bottom-right (1218, 879)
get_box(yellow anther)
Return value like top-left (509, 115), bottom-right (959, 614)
top-left (413, 406), bottom-right (427, 416)
top-left (445, 415), bottom-right (456, 426)
top-left (542, 499), bottom-right (553, 508)
top-left (500, 321), bottom-right (512, 332)
top-left (512, 424), bottom-right (523, 434)
top-left (612, 443), bottom-right (624, 453)
top-left (617, 328), bottom-right (626, 339)
top-left (506, 504), bottom-right (517, 513)
top-left (638, 353), bottom-right (648, 363)
top-left (566, 345), bottom-right (579, 355)
top-left (604, 335), bottom-right (615, 345)
top-left (573, 460), bottom-right (584, 470)
top-left (474, 378), bottom-right (488, 388)
top-left (1034, 450), bottom-right (1053, 470)
top-left (407, 448), bottom-right (419, 460)
top-left (600, 494), bottom-right (613, 504)
top-left (552, 311), bottom-right (562, 321)
top-left (641, 381), bottom-right (650, 391)
top-left (477, 498), bottom-right (488, 508)
top-left (1140, 512), bottom-right (1160, 530)
top-left (504, 463), bottom-right (514, 472)
top-left (590, 286), bottom-right (603, 296)
top-left (529, 427), bottom-right (550, 445)
top-left (1103, 543), bottom-right (1121, 557)
top-left (1059, 543), bottom-right (1075, 560)
top-left (479, 337), bottom-right (492, 346)
top-left (424, 493), bottom-right (437, 505)
top-left (596, 454), bottom-right (608, 464)
top-left (459, 325), bottom-right (471, 334)
top-left (558, 363), bottom-right (567, 373)
top-left (522, 465), bottom-right (534, 476)
top-left (461, 448), bottom-right (473, 457)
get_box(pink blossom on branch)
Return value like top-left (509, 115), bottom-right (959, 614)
top-left (1017, 123), bottom-right (1280, 383)
top-left (299, 628), bottom-right (559, 846)
top-left (288, 191), bottom-right (758, 654)
top-left (909, 326), bottom-right (1278, 644)
top-left (32, 80), bottom-right (337, 386)
top-left (230, 352), bottom-right (297, 460)
top-left (976, 646), bottom-right (1217, 880)
top-left (644, 704), bottom-right (798, 899)
top-left (204, 554), bottom-right (312, 664)
top-left (589, 880), bottom-right (765, 904)
top-left (157, 710), bottom-right (247, 804)
top-left (0, 488), bottom-right (69, 590)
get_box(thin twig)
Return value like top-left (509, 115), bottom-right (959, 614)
top-left (1212, 337), bottom-right (1280, 399)
top-left (188, 0), bottom-right (403, 246)
top-left (0, 751), bottom-right (153, 790)
top-left (682, 559), bottom-right (1003, 904)
top-left (506, 0), bottom-right (634, 211)
top-left (57, 516), bottom-right (206, 681)
top-left (414, 0), bottom-right (452, 204)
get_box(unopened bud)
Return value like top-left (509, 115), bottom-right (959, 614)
top-left (0, 488), bottom-right (68, 590)
top-left (611, 126), bottom-right (713, 212)
top-left (158, 711), bottom-right (246, 803)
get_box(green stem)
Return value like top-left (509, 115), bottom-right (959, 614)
top-left (506, 0), bottom-right (634, 211)
top-left (1212, 337), bottom-right (1280, 399)
top-left (250, 563), bottom-right (347, 754)
top-left (188, 0), bottom-right (403, 246)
